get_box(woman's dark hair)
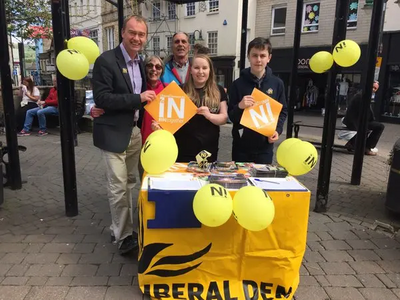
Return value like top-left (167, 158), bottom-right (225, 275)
top-left (23, 77), bottom-right (35, 94)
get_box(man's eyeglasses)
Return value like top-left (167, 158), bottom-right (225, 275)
top-left (146, 63), bottom-right (162, 71)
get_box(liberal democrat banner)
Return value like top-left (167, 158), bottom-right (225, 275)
top-left (138, 189), bottom-right (310, 300)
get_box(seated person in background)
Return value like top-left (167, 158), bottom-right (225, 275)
top-left (153, 54), bottom-right (228, 162)
top-left (343, 81), bottom-right (384, 156)
top-left (18, 77), bottom-right (58, 136)
top-left (16, 77), bottom-right (40, 131)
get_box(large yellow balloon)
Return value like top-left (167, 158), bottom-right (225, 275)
top-left (309, 51), bottom-right (334, 73)
top-left (284, 141), bottom-right (318, 176)
top-left (233, 186), bottom-right (275, 231)
top-left (67, 37), bottom-right (100, 64)
top-left (141, 130), bottom-right (178, 174)
top-left (56, 49), bottom-right (89, 80)
top-left (193, 184), bottom-right (233, 227)
top-left (332, 39), bottom-right (361, 67)
top-left (276, 138), bottom-right (301, 167)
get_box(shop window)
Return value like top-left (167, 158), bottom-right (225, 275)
top-left (348, 1), bottom-right (359, 29)
top-left (383, 65), bottom-right (400, 118)
top-left (271, 7), bottom-right (287, 35)
top-left (302, 2), bottom-right (320, 33)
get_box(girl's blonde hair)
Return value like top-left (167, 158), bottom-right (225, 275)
top-left (183, 54), bottom-right (220, 109)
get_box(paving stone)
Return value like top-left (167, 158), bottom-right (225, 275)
top-left (299, 275), bottom-right (320, 286)
top-left (6, 265), bottom-right (29, 277)
top-left (371, 238), bottom-right (400, 249)
top-left (56, 254), bottom-right (82, 264)
top-left (348, 261), bottom-right (386, 274)
top-left (70, 276), bottom-right (108, 286)
top-left (108, 276), bottom-right (133, 286)
top-left (347, 250), bottom-right (381, 261)
top-left (0, 286), bottom-right (31, 300)
top-left (324, 287), bottom-right (365, 300)
top-left (320, 240), bottom-right (351, 251)
top-left (105, 286), bottom-right (146, 300)
top-left (356, 274), bottom-right (386, 288)
top-left (44, 227), bottom-right (75, 235)
top-left (23, 243), bottom-right (45, 253)
top-left (61, 264), bottom-right (98, 276)
top-left (307, 241), bottom-right (325, 252)
top-left (303, 263), bottom-right (325, 276)
top-left (52, 234), bottom-right (85, 243)
top-left (374, 249), bottom-right (400, 260)
top-left (96, 263), bottom-right (122, 276)
top-left (1, 277), bottom-right (29, 286)
top-left (319, 250), bottom-right (354, 262)
top-left (346, 239), bottom-right (378, 250)
top-left (299, 264), bottom-right (309, 276)
top-left (315, 231), bottom-right (334, 241)
top-left (23, 253), bottom-right (60, 264)
top-left (0, 253), bottom-right (27, 264)
top-left (72, 243), bottom-right (96, 254)
top-left (304, 250), bottom-right (326, 263)
top-left (359, 288), bottom-right (399, 300)
top-left (78, 253), bottom-right (113, 264)
top-left (81, 234), bottom-right (110, 244)
top-left (40, 243), bottom-right (75, 254)
top-left (329, 230), bottom-right (359, 240)
top-left (376, 260), bottom-right (400, 273)
top-left (25, 264), bottom-right (64, 277)
top-left (324, 275), bottom-right (363, 287)
top-left (24, 286), bottom-right (69, 300)
top-left (0, 243), bottom-right (27, 253)
top-left (392, 289), bottom-right (400, 298)
top-left (383, 274), bottom-right (400, 288)
top-left (23, 235), bottom-right (55, 243)
top-left (293, 286), bottom-right (329, 300)
top-left (65, 287), bottom-right (107, 300)
top-left (307, 232), bottom-right (321, 242)
top-left (319, 262), bottom-right (356, 275)
top-left (26, 277), bottom-right (48, 286)
top-left (120, 264), bottom-right (139, 277)
top-left (314, 275), bottom-right (330, 287)
top-left (46, 277), bottom-right (73, 286)
top-left (325, 222), bottom-right (354, 232)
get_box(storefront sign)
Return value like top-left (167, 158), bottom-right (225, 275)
top-left (298, 58), bottom-right (310, 70)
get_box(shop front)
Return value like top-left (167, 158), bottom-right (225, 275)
top-left (376, 31), bottom-right (400, 124)
top-left (268, 45), bottom-right (368, 112)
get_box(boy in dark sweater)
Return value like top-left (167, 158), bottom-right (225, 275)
top-left (228, 37), bottom-right (287, 164)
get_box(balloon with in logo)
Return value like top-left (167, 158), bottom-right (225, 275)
top-left (141, 130), bottom-right (178, 174)
top-left (233, 186), bottom-right (275, 231)
top-left (276, 138), bottom-right (301, 167)
top-left (67, 36), bottom-right (100, 64)
top-left (332, 39), bottom-right (361, 67)
top-left (193, 184), bottom-right (233, 227)
top-left (56, 49), bottom-right (89, 80)
top-left (284, 141), bottom-right (318, 176)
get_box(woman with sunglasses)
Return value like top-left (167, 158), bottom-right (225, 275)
top-left (153, 54), bottom-right (228, 162)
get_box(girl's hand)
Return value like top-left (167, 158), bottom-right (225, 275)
top-left (197, 106), bottom-right (211, 119)
top-left (151, 120), bottom-right (162, 131)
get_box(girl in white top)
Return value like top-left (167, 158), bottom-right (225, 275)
top-left (17, 77), bottom-right (41, 131)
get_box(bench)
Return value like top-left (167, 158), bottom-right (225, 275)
top-left (293, 121), bottom-right (348, 150)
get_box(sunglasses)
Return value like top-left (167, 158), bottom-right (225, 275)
top-left (146, 63), bottom-right (163, 71)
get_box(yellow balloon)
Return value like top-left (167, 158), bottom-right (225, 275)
top-left (233, 186), bottom-right (275, 231)
top-left (309, 51), bottom-right (334, 73)
top-left (276, 138), bottom-right (301, 167)
top-left (56, 49), bottom-right (89, 80)
top-left (141, 130), bottom-right (178, 174)
top-left (67, 37), bottom-right (100, 64)
top-left (193, 184), bottom-right (233, 227)
top-left (332, 39), bottom-right (361, 67)
top-left (284, 141), bottom-right (318, 176)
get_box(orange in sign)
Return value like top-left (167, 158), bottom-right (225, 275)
top-left (145, 81), bottom-right (198, 134)
top-left (240, 88), bottom-right (283, 137)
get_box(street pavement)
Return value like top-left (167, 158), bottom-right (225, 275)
top-left (0, 113), bottom-right (399, 299)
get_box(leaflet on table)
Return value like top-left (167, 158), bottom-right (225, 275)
top-left (143, 173), bottom-right (207, 191)
top-left (248, 176), bottom-right (308, 191)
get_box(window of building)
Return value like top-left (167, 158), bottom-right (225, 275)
top-left (208, 0), bottom-right (219, 13)
top-left (188, 33), bottom-right (195, 55)
top-left (166, 36), bottom-right (173, 52)
top-left (186, 2), bottom-right (196, 17)
top-left (302, 2), bottom-right (320, 33)
top-left (152, 0), bottom-right (161, 20)
top-left (347, 1), bottom-right (358, 29)
top-left (89, 29), bottom-right (98, 45)
top-left (383, 65), bottom-right (400, 119)
top-left (153, 36), bottom-right (160, 56)
top-left (167, 2), bottom-right (176, 19)
top-left (208, 31), bottom-right (218, 55)
top-left (271, 7), bottom-right (287, 35)
top-left (105, 27), bottom-right (115, 50)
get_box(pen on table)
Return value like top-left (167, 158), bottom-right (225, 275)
top-left (254, 178), bottom-right (280, 185)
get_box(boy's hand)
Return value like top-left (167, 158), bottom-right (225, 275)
top-left (268, 131), bottom-right (279, 143)
top-left (238, 96), bottom-right (255, 109)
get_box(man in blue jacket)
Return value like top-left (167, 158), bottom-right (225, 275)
top-left (161, 32), bottom-right (190, 84)
top-left (228, 37), bottom-right (287, 164)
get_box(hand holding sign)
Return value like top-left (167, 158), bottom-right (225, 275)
top-left (145, 81), bottom-right (198, 134)
top-left (240, 88), bottom-right (283, 137)
top-left (238, 95), bottom-right (255, 109)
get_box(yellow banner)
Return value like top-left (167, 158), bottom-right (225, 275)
top-left (138, 187), bottom-right (310, 300)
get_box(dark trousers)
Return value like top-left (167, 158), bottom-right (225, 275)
top-left (16, 102), bottom-right (37, 131)
top-left (232, 148), bottom-right (274, 164)
top-left (348, 121), bottom-right (385, 149)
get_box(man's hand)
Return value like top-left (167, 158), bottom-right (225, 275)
top-left (238, 95), bottom-right (255, 109)
top-left (197, 106), bottom-right (211, 119)
top-left (268, 131), bottom-right (279, 143)
top-left (140, 90), bottom-right (157, 103)
top-left (90, 106), bottom-right (105, 118)
top-left (151, 120), bottom-right (162, 131)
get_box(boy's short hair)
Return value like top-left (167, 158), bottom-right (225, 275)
top-left (247, 37), bottom-right (272, 56)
